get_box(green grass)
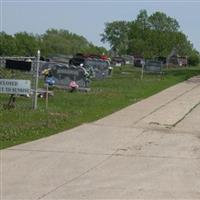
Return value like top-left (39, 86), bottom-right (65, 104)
top-left (1, 66), bottom-right (200, 149)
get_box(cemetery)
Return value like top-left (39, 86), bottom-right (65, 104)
top-left (38, 53), bottom-right (112, 92)
top-left (0, 52), bottom-right (200, 149)
top-left (2, 7), bottom-right (200, 200)
top-left (0, 44), bottom-right (199, 150)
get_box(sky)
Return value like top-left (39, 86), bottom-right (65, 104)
top-left (1, 0), bottom-right (200, 52)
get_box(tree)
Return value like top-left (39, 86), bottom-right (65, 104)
top-left (0, 28), bottom-right (108, 57)
top-left (14, 32), bottom-right (40, 56)
top-left (188, 51), bottom-right (200, 66)
top-left (0, 32), bottom-right (17, 56)
top-left (172, 32), bottom-right (193, 55)
top-left (122, 10), bottom-right (193, 58)
top-left (101, 21), bottom-right (130, 55)
top-left (148, 11), bottom-right (180, 32)
top-left (41, 29), bottom-right (106, 57)
top-left (135, 9), bottom-right (150, 30)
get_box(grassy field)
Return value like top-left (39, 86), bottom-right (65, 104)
top-left (1, 66), bottom-right (200, 149)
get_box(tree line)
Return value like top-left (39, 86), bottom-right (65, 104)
top-left (101, 10), bottom-right (199, 65)
top-left (0, 10), bottom-right (199, 65)
top-left (0, 29), bottom-right (107, 57)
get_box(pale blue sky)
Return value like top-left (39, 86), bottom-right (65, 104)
top-left (1, 0), bottom-right (200, 51)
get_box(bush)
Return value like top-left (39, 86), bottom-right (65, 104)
top-left (188, 53), bottom-right (200, 66)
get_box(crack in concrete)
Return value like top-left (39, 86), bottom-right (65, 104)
top-left (7, 126), bottom-right (200, 156)
top-left (37, 130), bottom-right (147, 199)
top-left (37, 150), bottom-right (118, 200)
top-left (113, 153), bottom-right (200, 160)
top-left (7, 148), bottom-right (113, 156)
top-left (4, 125), bottom-right (200, 199)
top-left (133, 84), bottom-right (200, 125)
top-left (147, 101), bottom-right (200, 129)
top-left (148, 122), bottom-right (173, 130)
top-left (6, 148), bottom-right (200, 161)
top-left (172, 101), bottom-right (200, 127)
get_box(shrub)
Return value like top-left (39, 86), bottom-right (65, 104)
top-left (188, 53), bottom-right (200, 66)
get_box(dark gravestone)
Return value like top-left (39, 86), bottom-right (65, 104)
top-left (40, 62), bottom-right (69, 74)
top-left (50, 65), bottom-right (87, 88)
top-left (69, 57), bottom-right (85, 66)
top-left (144, 60), bottom-right (163, 74)
top-left (6, 59), bottom-right (32, 71)
top-left (48, 55), bottom-right (72, 64)
top-left (169, 55), bottom-right (179, 65)
top-left (85, 59), bottom-right (109, 79)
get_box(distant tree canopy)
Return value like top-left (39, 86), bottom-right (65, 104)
top-left (0, 29), bottom-right (107, 57)
top-left (101, 9), bottom-right (199, 63)
top-left (1, 11), bottom-right (199, 66)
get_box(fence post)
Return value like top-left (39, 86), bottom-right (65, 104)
top-left (141, 62), bottom-right (144, 80)
top-left (45, 83), bottom-right (48, 110)
top-left (33, 50), bottom-right (40, 110)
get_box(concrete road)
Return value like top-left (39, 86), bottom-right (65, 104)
top-left (1, 77), bottom-right (200, 200)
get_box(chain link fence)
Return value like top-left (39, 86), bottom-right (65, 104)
top-left (0, 56), bottom-right (38, 110)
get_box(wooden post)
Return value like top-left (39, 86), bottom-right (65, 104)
top-left (46, 84), bottom-right (48, 110)
top-left (141, 62), bottom-right (144, 80)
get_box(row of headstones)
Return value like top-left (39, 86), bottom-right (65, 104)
top-left (1, 57), bottom-right (111, 90)
top-left (2, 58), bottom-right (164, 91)
top-left (40, 61), bottom-right (111, 89)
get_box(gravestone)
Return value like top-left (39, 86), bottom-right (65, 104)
top-left (40, 62), bottom-right (69, 74)
top-left (48, 54), bottom-right (72, 64)
top-left (167, 48), bottom-right (179, 66)
top-left (144, 60), bottom-right (163, 74)
top-left (50, 65), bottom-right (88, 88)
top-left (85, 59), bottom-right (109, 79)
top-left (5, 59), bottom-right (32, 71)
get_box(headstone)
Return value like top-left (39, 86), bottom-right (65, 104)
top-left (85, 59), bottom-right (109, 79)
top-left (167, 48), bottom-right (179, 66)
top-left (50, 65), bottom-right (88, 88)
top-left (48, 55), bottom-right (72, 64)
top-left (144, 60), bottom-right (163, 74)
top-left (5, 59), bottom-right (32, 71)
top-left (122, 55), bottom-right (134, 65)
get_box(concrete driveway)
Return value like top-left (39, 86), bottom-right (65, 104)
top-left (1, 76), bottom-right (200, 199)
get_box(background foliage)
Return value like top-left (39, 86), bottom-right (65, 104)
top-left (0, 29), bottom-right (107, 57)
top-left (101, 10), bottom-right (199, 65)
top-left (0, 10), bottom-right (199, 65)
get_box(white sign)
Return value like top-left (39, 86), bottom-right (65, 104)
top-left (0, 79), bottom-right (31, 95)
